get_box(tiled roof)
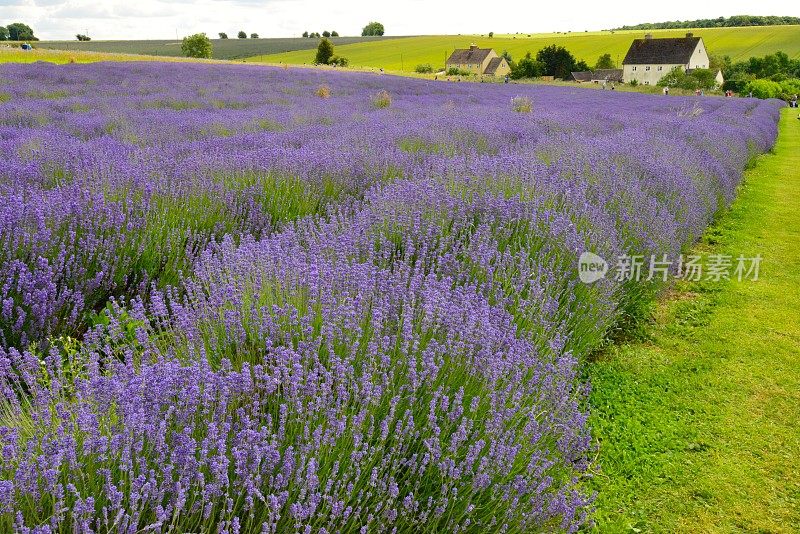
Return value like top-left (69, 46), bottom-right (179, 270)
top-left (446, 47), bottom-right (493, 66)
top-left (571, 71), bottom-right (593, 82)
top-left (484, 57), bottom-right (505, 75)
top-left (622, 36), bottom-right (701, 65)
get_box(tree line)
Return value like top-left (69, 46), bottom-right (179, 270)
top-left (614, 15), bottom-right (800, 31)
top-left (218, 32), bottom-right (259, 39)
top-left (720, 51), bottom-right (800, 100)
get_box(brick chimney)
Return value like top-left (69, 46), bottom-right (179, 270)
top-left (644, 33), bottom-right (653, 39)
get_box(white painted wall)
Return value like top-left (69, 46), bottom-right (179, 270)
top-left (622, 38), bottom-right (711, 85)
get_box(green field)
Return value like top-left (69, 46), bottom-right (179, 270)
top-left (27, 36), bottom-right (406, 61)
top-left (0, 46), bottom-right (211, 64)
top-left (247, 26), bottom-right (800, 72)
top-left (589, 107), bottom-right (800, 532)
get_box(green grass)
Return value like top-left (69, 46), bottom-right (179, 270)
top-left (588, 107), bottom-right (800, 532)
top-left (248, 26), bottom-right (800, 72)
top-left (22, 36), bottom-right (406, 61)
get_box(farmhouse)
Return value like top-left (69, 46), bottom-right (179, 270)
top-left (446, 44), bottom-right (511, 77)
top-left (622, 33), bottom-right (715, 85)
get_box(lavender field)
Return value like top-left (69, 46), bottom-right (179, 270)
top-left (0, 62), bottom-right (782, 532)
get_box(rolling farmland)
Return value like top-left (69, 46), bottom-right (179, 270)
top-left (248, 25), bottom-right (800, 71)
top-left (29, 35), bottom-right (407, 60)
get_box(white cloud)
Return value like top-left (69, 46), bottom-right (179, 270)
top-left (3, 0), bottom-right (797, 40)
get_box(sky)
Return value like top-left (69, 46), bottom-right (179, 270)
top-left (1, 0), bottom-right (798, 41)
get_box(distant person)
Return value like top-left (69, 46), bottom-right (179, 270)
top-left (504, 75), bottom-right (509, 84)
top-left (663, 87), bottom-right (669, 96)
top-left (748, 91), bottom-right (753, 98)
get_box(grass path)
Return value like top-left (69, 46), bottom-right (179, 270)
top-left (589, 107), bottom-right (800, 532)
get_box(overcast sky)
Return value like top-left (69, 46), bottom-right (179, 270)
top-left (1, 0), bottom-right (797, 40)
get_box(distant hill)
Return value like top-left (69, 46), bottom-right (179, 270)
top-left (614, 15), bottom-right (800, 31)
top-left (30, 36), bottom-right (405, 61)
top-left (249, 26), bottom-right (800, 73)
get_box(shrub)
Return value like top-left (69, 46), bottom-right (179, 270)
top-left (181, 33), bottom-right (212, 59)
top-left (315, 84), bottom-right (331, 98)
top-left (745, 78), bottom-right (783, 99)
top-left (415, 63), bottom-right (433, 74)
top-left (446, 67), bottom-right (471, 76)
top-left (329, 55), bottom-right (348, 67)
top-left (372, 89), bottom-right (392, 108)
top-left (511, 95), bottom-right (533, 113)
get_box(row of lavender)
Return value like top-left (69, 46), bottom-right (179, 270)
top-left (0, 63), bottom-right (781, 532)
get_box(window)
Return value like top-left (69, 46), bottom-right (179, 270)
top-left (657, 66), bottom-right (663, 71)
top-left (632, 66), bottom-right (637, 71)
top-left (644, 81), bottom-right (650, 85)
top-left (645, 66), bottom-right (650, 71)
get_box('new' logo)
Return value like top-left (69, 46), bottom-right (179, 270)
top-left (578, 252), bottom-right (608, 284)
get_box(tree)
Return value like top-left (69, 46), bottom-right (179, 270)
top-left (595, 53), bottom-right (615, 70)
top-left (500, 50), bottom-right (512, 63)
top-left (302, 31), bottom-right (309, 38)
top-left (488, 32), bottom-right (494, 38)
top-left (251, 33), bottom-right (259, 39)
top-left (331, 31), bottom-right (339, 37)
top-left (7, 22), bottom-right (36, 41)
top-left (218, 32), bottom-right (228, 39)
top-left (0, 27), bottom-right (8, 41)
top-left (237, 31), bottom-right (247, 39)
top-left (181, 33), bottom-right (212, 59)
top-left (510, 52), bottom-right (545, 79)
top-left (322, 30), bottom-right (331, 38)
top-left (75, 34), bottom-right (91, 41)
top-left (361, 21), bottom-right (385, 36)
top-left (535, 44), bottom-right (579, 79)
top-left (315, 38), bottom-right (334, 65)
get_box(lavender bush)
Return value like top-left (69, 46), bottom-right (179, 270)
top-left (0, 62), bottom-right (782, 532)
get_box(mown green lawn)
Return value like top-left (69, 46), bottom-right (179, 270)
top-left (249, 26), bottom-right (800, 72)
top-left (589, 107), bottom-right (800, 532)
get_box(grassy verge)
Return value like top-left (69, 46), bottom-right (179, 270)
top-left (589, 107), bottom-right (800, 532)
